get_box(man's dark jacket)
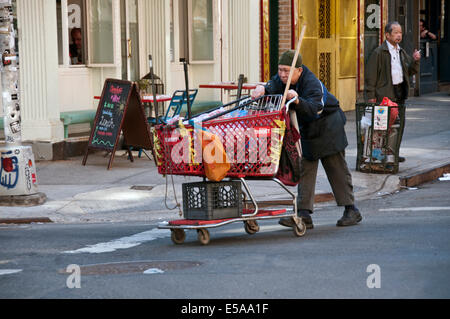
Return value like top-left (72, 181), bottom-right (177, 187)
top-left (264, 65), bottom-right (348, 161)
top-left (365, 41), bottom-right (419, 103)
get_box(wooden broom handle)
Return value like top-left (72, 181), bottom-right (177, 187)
top-left (281, 24), bottom-right (307, 108)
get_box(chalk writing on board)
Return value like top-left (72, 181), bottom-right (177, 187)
top-left (89, 80), bottom-right (132, 150)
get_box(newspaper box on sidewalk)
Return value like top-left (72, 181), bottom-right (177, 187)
top-left (355, 102), bottom-right (405, 174)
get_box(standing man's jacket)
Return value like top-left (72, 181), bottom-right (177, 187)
top-left (264, 65), bottom-right (348, 161)
top-left (365, 41), bottom-right (419, 103)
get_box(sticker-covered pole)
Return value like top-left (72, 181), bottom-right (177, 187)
top-left (0, 0), bottom-right (45, 205)
top-left (0, 0), bottom-right (21, 144)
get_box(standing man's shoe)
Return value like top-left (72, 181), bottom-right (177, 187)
top-left (336, 206), bottom-right (362, 227)
top-left (279, 210), bottom-right (314, 229)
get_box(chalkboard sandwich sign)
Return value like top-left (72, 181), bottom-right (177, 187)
top-left (83, 79), bottom-right (153, 170)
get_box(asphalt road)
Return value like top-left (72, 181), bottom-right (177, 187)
top-left (1, 178), bottom-right (449, 301)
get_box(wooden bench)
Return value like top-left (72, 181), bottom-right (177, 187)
top-left (60, 110), bottom-right (96, 139)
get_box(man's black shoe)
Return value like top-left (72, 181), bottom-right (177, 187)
top-left (398, 156), bottom-right (406, 162)
top-left (279, 210), bottom-right (314, 229)
top-left (336, 207), bottom-right (362, 227)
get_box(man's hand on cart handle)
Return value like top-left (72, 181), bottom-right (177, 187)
top-left (251, 85), bottom-right (266, 99)
top-left (286, 89), bottom-right (299, 104)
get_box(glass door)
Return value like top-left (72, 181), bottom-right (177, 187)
top-left (121, 0), bottom-right (140, 81)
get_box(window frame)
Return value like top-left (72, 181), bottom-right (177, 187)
top-left (188, 0), bottom-right (216, 64)
top-left (58, 0), bottom-right (120, 68)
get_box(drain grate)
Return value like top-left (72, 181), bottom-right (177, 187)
top-left (59, 260), bottom-right (201, 276)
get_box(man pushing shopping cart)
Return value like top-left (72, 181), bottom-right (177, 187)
top-left (251, 50), bottom-right (362, 229)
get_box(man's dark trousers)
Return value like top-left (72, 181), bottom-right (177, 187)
top-left (297, 151), bottom-right (355, 212)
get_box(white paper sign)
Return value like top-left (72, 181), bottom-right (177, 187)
top-left (374, 106), bottom-right (388, 130)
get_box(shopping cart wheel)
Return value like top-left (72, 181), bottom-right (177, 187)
top-left (197, 229), bottom-right (211, 245)
top-left (244, 220), bottom-right (260, 235)
top-left (171, 229), bottom-right (186, 245)
top-left (293, 219), bottom-right (306, 237)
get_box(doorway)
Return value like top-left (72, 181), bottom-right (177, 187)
top-left (121, 0), bottom-right (140, 81)
top-left (297, 0), bottom-right (357, 110)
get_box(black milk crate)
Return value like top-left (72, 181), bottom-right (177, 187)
top-left (182, 181), bottom-right (242, 220)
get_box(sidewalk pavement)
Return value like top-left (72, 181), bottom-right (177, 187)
top-left (1, 91), bottom-right (449, 225)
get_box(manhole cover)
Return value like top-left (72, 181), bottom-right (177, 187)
top-left (59, 260), bottom-right (201, 275)
top-left (130, 186), bottom-right (154, 191)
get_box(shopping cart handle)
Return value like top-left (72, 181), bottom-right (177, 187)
top-left (285, 96), bottom-right (298, 112)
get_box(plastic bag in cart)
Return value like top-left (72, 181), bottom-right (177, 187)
top-left (197, 129), bottom-right (231, 182)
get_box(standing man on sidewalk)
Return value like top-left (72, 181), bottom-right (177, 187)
top-left (252, 50), bottom-right (362, 229)
top-left (365, 21), bottom-right (421, 162)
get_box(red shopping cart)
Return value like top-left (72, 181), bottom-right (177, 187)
top-left (155, 95), bottom-right (306, 245)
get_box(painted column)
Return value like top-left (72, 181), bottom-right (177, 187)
top-left (0, 0), bottom-right (41, 198)
top-left (1, 0), bottom-right (21, 144)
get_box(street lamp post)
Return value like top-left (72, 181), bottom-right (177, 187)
top-left (0, 0), bottom-right (45, 205)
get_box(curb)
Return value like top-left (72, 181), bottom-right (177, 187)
top-left (398, 160), bottom-right (450, 188)
top-left (0, 217), bottom-right (53, 225)
top-left (0, 192), bottom-right (47, 207)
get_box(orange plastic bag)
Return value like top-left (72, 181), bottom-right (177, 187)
top-left (197, 130), bottom-right (231, 182)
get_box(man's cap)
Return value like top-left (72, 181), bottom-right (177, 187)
top-left (278, 50), bottom-right (302, 68)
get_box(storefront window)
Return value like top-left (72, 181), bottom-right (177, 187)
top-left (88, 0), bottom-right (114, 65)
top-left (190, 0), bottom-right (214, 62)
top-left (57, 0), bottom-right (87, 65)
top-left (56, 0), bottom-right (116, 67)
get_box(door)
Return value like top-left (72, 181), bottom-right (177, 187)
top-left (336, 0), bottom-right (357, 110)
top-left (297, 0), bottom-right (357, 110)
top-left (297, 0), bottom-right (337, 94)
top-left (121, 0), bottom-right (140, 81)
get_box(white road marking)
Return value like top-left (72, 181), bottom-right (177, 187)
top-left (62, 228), bottom-right (170, 254)
top-left (379, 207), bottom-right (450, 212)
top-left (0, 269), bottom-right (22, 276)
top-left (143, 268), bottom-right (164, 274)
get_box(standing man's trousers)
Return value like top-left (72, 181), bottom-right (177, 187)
top-left (297, 151), bottom-right (355, 212)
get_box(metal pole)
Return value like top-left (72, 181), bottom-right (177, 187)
top-left (149, 55), bottom-right (159, 123)
top-left (181, 58), bottom-right (191, 120)
top-left (236, 74), bottom-right (244, 101)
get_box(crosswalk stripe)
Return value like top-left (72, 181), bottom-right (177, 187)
top-left (62, 228), bottom-right (170, 254)
top-left (0, 269), bottom-right (22, 276)
top-left (379, 207), bottom-right (450, 212)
